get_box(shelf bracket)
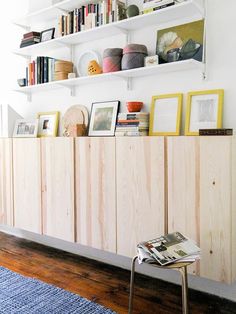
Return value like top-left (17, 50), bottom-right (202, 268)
top-left (13, 23), bottom-right (30, 31)
top-left (56, 83), bottom-right (76, 96)
top-left (13, 51), bottom-right (32, 60)
top-left (54, 6), bottom-right (70, 14)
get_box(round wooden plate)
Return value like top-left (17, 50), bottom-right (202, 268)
top-left (63, 105), bottom-right (89, 128)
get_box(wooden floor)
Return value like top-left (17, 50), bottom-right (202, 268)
top-left (0, 232), bottom-right (235, 314)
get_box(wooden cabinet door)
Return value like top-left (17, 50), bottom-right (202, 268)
top-left (13, 139), bottom-right (42, 233)
top-left (116, 137), bottom-right (165, 257)
top-left (167, 137), bottom-right (200, 275)
top-left (199, 137), bottom-right (234, 283)
top-left (75, 137), bottom-right (116, 253)
top-left (41, 138), bottom-right (75, 242)
top-left (0, 139), bottom-right (13, 226)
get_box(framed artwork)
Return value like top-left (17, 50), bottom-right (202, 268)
top-left (149, 93), bottom-right (182, 136)
top-left (40, 27), bottom-right (55, 42)
top-left (156, 20), bottom-right (204, 63)
top-left (37, 111), bottom-right (59, 137)
top-left (185, 89), bottom-right (224, 136)
top-left (88, 101), bottom-right (120, 136)
top-left (13, 119), bottom-right (38, 138)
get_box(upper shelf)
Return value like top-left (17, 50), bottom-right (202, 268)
top-left (13, 0), bottom-right (204, 57)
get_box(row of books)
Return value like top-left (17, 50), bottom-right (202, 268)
top-left (142, 0), bottom-right (177, 14)
top-left (25, 57), bottom-right (73, 86)
top-left (115, 112), bottom-right (149, 136)
top-left (59, 0), bottom-right (126, 36)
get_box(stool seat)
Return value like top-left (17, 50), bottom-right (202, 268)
top-left (128, 255), bottom-right (194, 314)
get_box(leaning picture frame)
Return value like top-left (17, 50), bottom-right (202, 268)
top-left (37, 111), bottom-right (59, 137)
top-left (40, 27), bottom-right (55, 42)
top-left (88, 100), bottom-right (120, 136)
top-left (185, 89), bottom-right (224, 136)
top-left (149, 93), bottom-right (182, 136)
top-left (13, 119), bottom-right (39, 138)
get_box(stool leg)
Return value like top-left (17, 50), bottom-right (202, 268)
top-left (128, 255), bottom-right (138, 314)
top-left (179, 266), bottom-right (189, 314)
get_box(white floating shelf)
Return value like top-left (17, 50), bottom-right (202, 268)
top-left (14, 60), bottom-right (204, 97)
top-left (13, 0), bottom-right (204, 57)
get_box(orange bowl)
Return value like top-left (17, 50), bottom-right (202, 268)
top-left (126, 101), bottom-right (143, 112)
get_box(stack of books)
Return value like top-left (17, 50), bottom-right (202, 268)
top-left (25, 57), bottom-right (73, 86)
top-left (115, 112), bottom-right (149, 136)
top-left (142, 0), bottom-right (175, 14)
top-left (59, 0), bottom-right (126, 36)
top-left (137, 232), bottom-right (200, 266)
top-left (20, 31), bottom-right (41, 48)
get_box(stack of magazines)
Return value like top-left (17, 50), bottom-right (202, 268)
top-left (137, 232), bottom-right (200, 266)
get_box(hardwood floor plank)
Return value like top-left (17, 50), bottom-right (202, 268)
top-left (0, 232), bottom-right (235, 314)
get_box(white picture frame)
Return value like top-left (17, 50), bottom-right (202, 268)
top-left (13, 119), bottom-right (39, 138)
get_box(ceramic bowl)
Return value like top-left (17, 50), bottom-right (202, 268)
top-left (126, 101), bottom-right (143, 112)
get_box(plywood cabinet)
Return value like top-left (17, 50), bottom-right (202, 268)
top-left (116, 137), bottom-right (165, 257)
top-left (13, 139), bottom-right (42, 233)
top-left (0, 139), bottom-right (13, 226)
top-left (168, 136), bottom-right (236, 283)
top-left (41, 138), bottom-right (75, 242)
top-left (75, 137), bottom-right (116, 253)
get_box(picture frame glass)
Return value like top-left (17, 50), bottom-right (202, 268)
top-left (89, 101), bottom-right (119, 136)
top-left (13, 119), bottom-right (38, 138)
top-left (153, 97), bottom-right (179, 133)
top-left (189, 94), bottom-right (219, 132)
top-left (38, 113), bottom-right (58, 137)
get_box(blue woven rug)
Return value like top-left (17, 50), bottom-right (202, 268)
top-left (0, 266), bottom-right (117, 313)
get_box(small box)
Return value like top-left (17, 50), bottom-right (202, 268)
top-left (145, 55), bottom-right (159, 67)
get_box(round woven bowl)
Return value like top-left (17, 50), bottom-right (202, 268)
top-left (126, 101), bottom-right (143, 112)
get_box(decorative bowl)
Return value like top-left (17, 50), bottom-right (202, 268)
top-left (126, 101), bottom-right (143, 112)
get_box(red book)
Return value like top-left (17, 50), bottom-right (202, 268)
top-left (23, 31), bottom-right (40, 39)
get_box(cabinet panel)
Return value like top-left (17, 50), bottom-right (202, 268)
top-left (200, 137), bottom-right (233, 283)
top-left (116, 137), bottom-right (165, 257)
top-left (0, 139), bottom-right (13, 226)
top-left (75, 138), bottom-right (116, 253)
top-left (13, 139), bottom-right (41, 233)
top-left (41, 138), bottom-right (75, 242)
top-left (167, 137), bottom-right (200, 275)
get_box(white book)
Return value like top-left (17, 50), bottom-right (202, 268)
top-left (0, 105), bottom-right (23, 138)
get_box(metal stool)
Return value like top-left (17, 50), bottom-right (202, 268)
top-left (129, 255), bottom-right (193, 314)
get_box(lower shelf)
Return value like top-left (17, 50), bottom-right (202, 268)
top-left (14, 59), bottom-right (205, 99)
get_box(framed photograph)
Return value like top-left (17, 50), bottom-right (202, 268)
top-left (37, 111), bottom-right (59, 137)
top-left (185, 89), bottom-right (224, 136)
top-left (40, 27), bottom-right (55, 42)
top-left (149, 93), bottom-right (182, 136)
top-left (13, 119), bottom-right (38, 138)
top-left (88, 101), bottom-right (120, 136)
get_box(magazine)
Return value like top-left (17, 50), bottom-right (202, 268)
top-left (137, 232), bottom-right (200, 266)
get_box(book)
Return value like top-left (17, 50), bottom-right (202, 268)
top-left (199, 128), bottom-right (233, 136)
top-left (143, 0), bottom-right (174, 10)
top-left (23, 31), bottom-right (40, 39)
top-left (143, 2), bottom-right (175, 13)
top-left (138, 232), bottom-right (200, 266)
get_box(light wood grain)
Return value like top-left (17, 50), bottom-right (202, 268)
top-left (200, 137), bottom-right (232, 283)
top-left (167, 136), bottom-right (200, 275)
top-left (116, 137), bottom-right (165, 257)
top-left (232, 136), bottom-right (236, 282)
top-left (0, 139), bottom-right (13, 226)
top-left (41, 138), bottom-right (75, 242)
top-left (13, 139), bottom-right (42, 233)
top-left (75, 137), bottom-right (116, 253)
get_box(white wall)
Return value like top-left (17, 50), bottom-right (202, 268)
top-left (1, 0), bottom-right (236, 302)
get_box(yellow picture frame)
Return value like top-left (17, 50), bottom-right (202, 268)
top-left (37, 111), bottom-right (59, 137)
top-left (149, 93), bottom-right (182, 136)
top-left (185, 89), bottom-right (224, 136)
